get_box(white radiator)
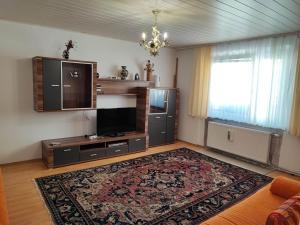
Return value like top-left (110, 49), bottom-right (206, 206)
top-left (207, 121), bottom-right (272, 163)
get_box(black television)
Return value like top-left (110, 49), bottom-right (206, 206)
top-left (97, 107), bottom-right (136, 136)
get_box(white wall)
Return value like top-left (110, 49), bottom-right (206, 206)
top-left (279, 133), bottom-right (300, 174)
top-left (0, 20), bottom-right (175, 164)
top-left (176, 49), bottom-right (206, 145)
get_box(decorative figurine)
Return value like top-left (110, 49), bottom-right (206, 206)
top-left (134, 73), bottom-right (140, 80)
top-left (120, 66), bottom-right (128, 80)
top-left (144, 60), bottom-right (154, 81)
top-left (62, 40), bottom-right (75, 59)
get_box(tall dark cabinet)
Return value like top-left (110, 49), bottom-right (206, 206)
top-left (33, 57), bottom-right (97, 112)
top-left (148, 88), bottom-right (179, 147)
top-left (43, 59), bottom-right (62, 111)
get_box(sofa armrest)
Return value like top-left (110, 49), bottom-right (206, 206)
top-left (270, 176), bottom-right (300, 199)
top-left (0, 168), bottom-right (10, 225)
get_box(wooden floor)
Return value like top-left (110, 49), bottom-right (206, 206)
top-left (1, 141), bottom-right (299, 225)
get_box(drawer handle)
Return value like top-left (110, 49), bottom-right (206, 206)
top-left (51, 84), bottom-right (60, 87)
top-left (90, 153), bottom-right (98, 157)
top-left (161, 131), bottom-right (166, 134)
top-left (168, 115), bottom-right (173, 118)
top-left (135, 139), bottom-right (141, 141)
top-left (63, 148), bottom-right (72, 152)
top-left (63, 84), bottom-right (71, 88)
top-left (114, 149), bottom-right (121, 152)
top-left (155, 116), bottom-right (161, 119)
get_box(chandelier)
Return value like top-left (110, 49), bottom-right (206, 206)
top-left (140, 9), bottom-right (169, 57)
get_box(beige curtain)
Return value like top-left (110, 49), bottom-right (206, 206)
top-left (289, 45), bottom-right (300, 136)
top-left (188, 46), bottom-right (212, 118)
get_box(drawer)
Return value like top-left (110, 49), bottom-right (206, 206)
top-left (129, 137), bottom-right (146, 152)
top-left (80, 148), bottom-right (106, 161)
top-left (53, 146), bottom-right (80, 166)
top-left (107, 145), bottom-right (128, 157)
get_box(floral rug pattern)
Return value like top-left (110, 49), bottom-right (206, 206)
top-left (36, 148), bottom-right (272, 225)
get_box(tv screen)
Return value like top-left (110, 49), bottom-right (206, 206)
top-left (97, 107), bottom-right (136, 136)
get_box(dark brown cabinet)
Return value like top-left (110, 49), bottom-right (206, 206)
top-left (33, 57), bottom-right (97, 112)
top-left (43, 59), bottom-right (62, 111)
top-left (148, 88), bottom-right (179, 147)
top-left (148, 115), bottom-right (167, 146)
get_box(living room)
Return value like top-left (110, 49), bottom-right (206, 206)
top-left (0, 1), bottom-right (300, 225)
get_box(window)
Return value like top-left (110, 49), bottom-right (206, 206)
top-left (208, 35), bottom-right (299, 129)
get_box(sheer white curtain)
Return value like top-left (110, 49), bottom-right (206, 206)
top-left (208, 35), bottom-right (299, 129)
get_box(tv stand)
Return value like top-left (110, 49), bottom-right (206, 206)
top-left (42, 132), bottom-right (147, 168)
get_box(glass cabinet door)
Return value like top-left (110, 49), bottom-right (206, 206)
top-left (62, 62), bottom-right (93, 109)
top-left (149, 89), bottom-right (168, 114)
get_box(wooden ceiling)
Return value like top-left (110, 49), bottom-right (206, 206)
top-left (0, 0), bottom-right (299, 47)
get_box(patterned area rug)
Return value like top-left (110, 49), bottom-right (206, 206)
top-left (36, 148), bottom-right (272, 225)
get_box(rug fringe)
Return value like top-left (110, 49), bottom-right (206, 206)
top-left (32, 178), bottom-right (56, 225)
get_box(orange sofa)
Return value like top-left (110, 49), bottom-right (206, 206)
top-left (201, 176), bottom-right (300, 225)
top-left (0, 168), bottom-right (10, 225)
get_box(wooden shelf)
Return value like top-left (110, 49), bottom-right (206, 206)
top-left (97, 79), bottom-right (154, 95)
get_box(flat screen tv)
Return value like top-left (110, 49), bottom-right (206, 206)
top-left (97, 107), bottom-right (136, 136)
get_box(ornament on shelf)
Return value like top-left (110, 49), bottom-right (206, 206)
top-left (134, 73), bottom-right (140, 80)
top-left (144, 60), bottom-right (154, 81)
top-left (120, 66), bottom-right (128, 80)
top-left (62, 40), bottom-right (75, 60)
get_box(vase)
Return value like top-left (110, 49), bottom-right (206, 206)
top-left (120, 66), bottom-right (128, 80)
top-left (153, 75), bottom-right (160, 87)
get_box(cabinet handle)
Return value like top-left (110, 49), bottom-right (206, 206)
top-left (63, 84), bottom-right (71, 88)
top-left (168, 115), bottom-right (173, 118)
top-left (51, 84), bottom-right (60, 87)
top-left (90, 153), bottom-right (98, 157)
top-left (63, 148), bottom-right (72, 152)
top-left (161, 131), bottom-right (166, 134)
top-left (155, 116), bottom-right (161, 119)
top-left (135, 139), bottom-right (141, 141)
top-left (114, 149), bottom-right (121, 152)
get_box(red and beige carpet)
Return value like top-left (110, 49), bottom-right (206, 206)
top-left (36, 148), bottom-right (272, 225)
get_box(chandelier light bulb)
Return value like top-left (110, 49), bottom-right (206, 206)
top-left (163, 32), bottom-right (168, 40)
top-left (142, 32), bottom-right (146, 41)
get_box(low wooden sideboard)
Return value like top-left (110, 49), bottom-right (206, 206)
top-left (42, 132), bottom-right (147, 168)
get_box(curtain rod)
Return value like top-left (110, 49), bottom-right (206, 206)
top-left (176, 31), bottom-right (300, 50)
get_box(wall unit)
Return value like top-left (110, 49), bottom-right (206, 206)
top-left (41, 80), bottom-right (153, 168)
top-left (32, 56), bottom-right (97, 111)
top-left (148, 88), bottom-right (179, 147)
top-left (42, 132), bottom-right (146, 168)
top-left (39, 77), bottom-right (177, 168)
